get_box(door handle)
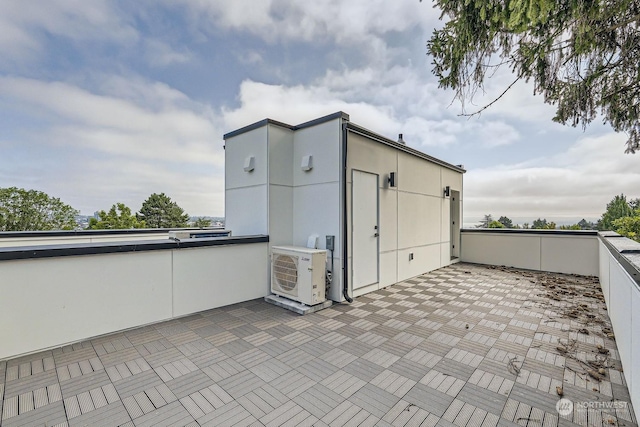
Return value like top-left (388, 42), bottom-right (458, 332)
top-left (374, 233), bottom-right (379, 237)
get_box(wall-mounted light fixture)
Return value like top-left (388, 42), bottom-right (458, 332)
top-left (388, 172), bottom-right (396, 188)
top-left (243, 156), bottom-right (255, 172)
top-left (301, 155), bottom-right (313, 171)
top-left (443, 186), bottom-right (450, 198)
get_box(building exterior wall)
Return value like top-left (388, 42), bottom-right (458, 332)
top-left (225, 117), bottom-right (346, 301)
top-left (291, 120), bottom-right (342, 249)
top-left (346, 131), bottom-right (463, 297)
top-left (267, 125), bottom-right (294, 247)
top-left (225, 126), bottom-right (269, 235)
top-left (345, 133), bottom-right (398, 295)
top-left (291, 120), bottom-right (343, 300)
top-left (224, 114), bottom-right (463, 302)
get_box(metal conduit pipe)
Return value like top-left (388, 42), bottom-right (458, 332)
top-left (341, 122), bottom-right (353, 303)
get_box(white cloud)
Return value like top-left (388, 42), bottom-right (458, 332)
top-left (400, 117), bottom-right (463, 147)
top-left (222, 79), bottom-right (462, 149)
top-left (236, 50), bottom-right (264, 65)
top-left (61, 157), bottom-right (224, 217)
top-left (0, 2), bottom-right (190, 70)
top-left (176, 0), bottom-right (438, 45)
top-left (222, 80), bottom-right (394, 132)
top-left (0, 1), bottom-right (137, 61)
top-left (0, 77), bottom-right (222, 166)
top-left (464, 133), bottom-right (640, 222)
top-left (96, 75), bottom-right (194, 109)
top-left (222, 66), bottom-right (521, 151)
top-left (473, 121), bottom-right (520, 148)
top-left (144, 39), bottom-right (193, 67)
top-left (319, 65), bottom-right (450, 118)
top-left (0, 76), bottom-right (225, 215)
top-left (443, 65), bottom-right (560, 126)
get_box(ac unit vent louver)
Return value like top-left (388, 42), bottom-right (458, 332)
top-left (273, 254), bottom-right (298, 293)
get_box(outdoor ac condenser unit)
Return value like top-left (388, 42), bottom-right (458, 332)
top-left (271, 246), bottom-right (327, 306)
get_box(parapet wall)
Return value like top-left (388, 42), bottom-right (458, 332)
top-left (598, 232), bottom-right (640, 421)
top-left (0, 235), bottom-right (269, 360)
top-left (460, 229), bottom-right (599, 276)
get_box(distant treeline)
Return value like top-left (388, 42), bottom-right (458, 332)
top-left (0, 187), bottom-right (221, 231)
top-left (477, 194), bottom-right (640, 242)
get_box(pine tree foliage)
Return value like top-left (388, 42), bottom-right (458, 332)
top-left (138, 193), bottom-right (189, 228)
top-left (476, 214), bottom-right (494, 227)
top-left (427, 0), bottom-right (640, 153)
top-left (498, 216), bottom-right (514, 228)
top-left (532, 218), bottom-right (557, 229)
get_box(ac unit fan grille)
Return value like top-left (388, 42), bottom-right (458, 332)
top-left (273, 254), bottom-right (298, 292)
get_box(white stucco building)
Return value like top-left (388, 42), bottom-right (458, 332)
top-left (224, 112), bottom-right (465, 302)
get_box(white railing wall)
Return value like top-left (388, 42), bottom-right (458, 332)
top-left (0, 240), bottom-right (268, 360)
top-left (598, 234), bottom-right (640, 419)
top-left (0, 233), bottom-right (165, 247)
top-left (461, 229), bottom-right (599, 276)
top-left (0, 228), bottom-right (226, 247)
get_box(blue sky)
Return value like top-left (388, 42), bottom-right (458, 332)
top-left (1, 1), bottom-right (638, 224)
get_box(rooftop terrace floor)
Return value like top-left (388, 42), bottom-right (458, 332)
top-left (0, 263), bottom-right (636, 427)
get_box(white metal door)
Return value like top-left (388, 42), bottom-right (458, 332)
top-left (352, 170), bottom-right (379, 289)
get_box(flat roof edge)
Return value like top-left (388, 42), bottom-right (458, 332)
top-left (223, 119), bottom-right (292, 139)
top-left (0, 235), bottom-right (269, 261)
top-left (294, 111), bottom-right (349, 130)
top-left (224, 111), bottom-right (350, 140)
top-left (0, 227), bottom-right (224, 239)
top-left (346, 123), bottom-right (466, 173)
top-left (599, 234), bottom-right (640, 290)
top-left (461, 228), bottom-right (598, 236)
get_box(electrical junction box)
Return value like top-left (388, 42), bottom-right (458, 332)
top-left (326, 235), bottom-right (335, 251)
